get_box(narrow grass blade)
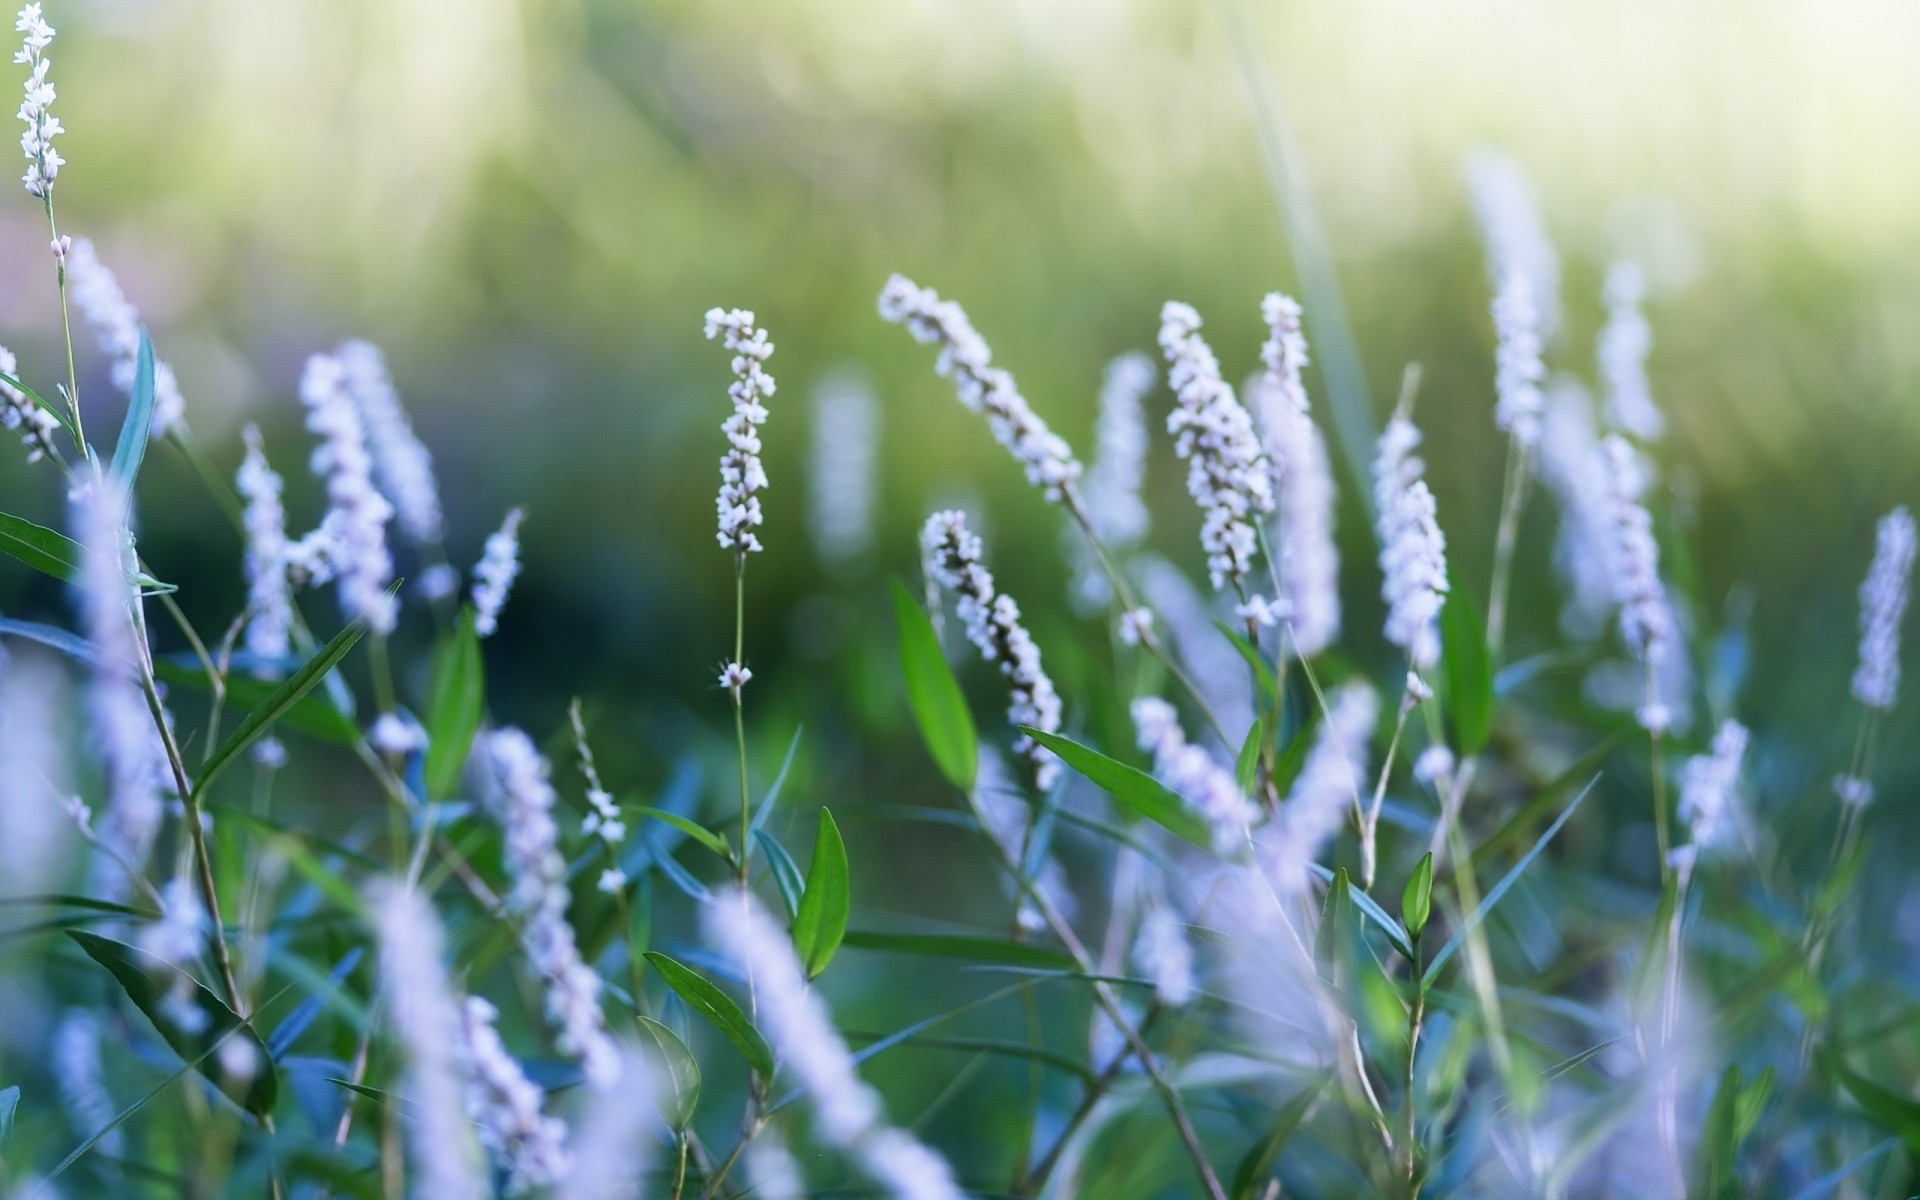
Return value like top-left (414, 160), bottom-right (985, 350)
top-left (194, 616), bottom-right (369, 800)
top-left (422, 608), bottom-right (484, 800)
top-left (1020, 727), bottom-right (1210, 849)
top-left (108, 327), bottom-right (156, 488)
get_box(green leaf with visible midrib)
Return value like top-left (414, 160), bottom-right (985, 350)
top-left (153, 660), bottom-right (359, 745)
top-left (68, 930), bottom-right (278, 1116)
top-left (643, 952), bottom-right (773, 1077)
top-left (423, 608), bottom-right (484, 800)
top-left (1018, 727), bottom-right (1211, 849)
top-left (839, 929), bottom-right (1076, 971)
top-left (194, 617), bottom-right (369, 800)
top-left (792, 809), bottom-right (849, 978)
top-left (892, 580), bottom-right (977, 792)
top-left (108, 327), bottom-right (156, 488)
top-left (0, 510), bottom-right (81, 581)
top-left (636, 1016), bottom-right (701, 1129)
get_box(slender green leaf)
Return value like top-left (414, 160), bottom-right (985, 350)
top-left (1215, 622), bottom-right (1278, 708)
top-left (0, 511), bottom-right (81, 582)
top-left (0, 1084), bottom-right (17, 1142)
top-left (643, 952), bottom-right (773, 1077)
top-left (195, 617), bottom-right (369, 799)
top-left (753, 830), bottom-right (805, 919)
top-left (843, 1030), bottom-right (1092, 1082)
top-left (636, 1016), bottom-right (701, 1128)
top-left (423, 608), bottom-right (484, 800)
top-left (1821, 1048), bottom-right (1920, 1152)
top-left (153, 660), bottom-right (359, 745)
top-left (1425, 776), bottom-right (1597, 987)
top-left (840, 929), bottom-right (1075, 971)
top-left (1234, 716), bottom-right (1264, 795)
top-left (1019, 727), bottom-right (1210, 849)
top-left (892, 579), bottom-right (976, 791)
top-left (792, 809), bottom-right (849, 978)
top-left (635, 807), bottom-right (729, 858)
top-left (1402, 852), bottom-right (1434, 940)
top-left (108, 327), bottom-right (156, 488)
top-left (1440, 569), bottom-right (1492, 755)
top-left (751, 726), bottom-right (804, 833)
top-left (68, 931), bottom-right (277, 1115)
top-left (1229, 1073), bottom-right (1330, 1199)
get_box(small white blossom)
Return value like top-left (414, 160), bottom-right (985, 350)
top-left (1600, 435), bottom-right (1669, 666)
top-left (1159, 301), bottom-right (1274, 591)
top-left (1491, 269), bottom-right (1546, 448)
top-left (1464, 146), bottom-right (1560, 338)
top-left (15, 4), bottom-right (61, 197)
top-left (1405, 671), bottom-right (1433, 705)
top-left (236, 425), bottom-right (292, 675)
top-left (471, 507), bottom-right (524, 638)
top-left (1262, 681), bottom-right (1377, 894)
top-left (1132, 696), bottom-right (1257, 854)
top-left (1852, 506), bottom-right (1915, 711)
top-left (1132, 904), bottom-right (1196, 1008)
top-left (484, 729), bottom-right (619, 1087)
top-left (460, 996), bottom-right (570, 1195)
top-left (1598, 263), bottom-right (1663, 441)
top-left (921, 511), bottom-right (1063, 789)
top-left (1537, 381), bottom-right (1617, 639)
top-left (1412, 745), bottom-right (1454, 789)
top-left (139, 876), bottom-right (204, 967)
top-left (719, 661), bottom-right (752, 693)
top-left (64, 240), bottom-right (187, 437)
top-left (880, 274), bottom-right (1081, 500)
top-left (706, 890), bottom-right (965, 1200)
top-left (291, 351), bottom-right (398, 635)
top-left (705, 307), bottom-right (775, 554)
top-left (1235, 594), bottom-right (1283, 628)
top-left (1068, 352), bottom-right (1155, 609)
top-left (570, 705), bottom-right (629, 892)
top-left (1118, 607), bottom-right (1153, 647)
top-left (1373, 418), bottom-right (1449, 671)
top-left (1834, 774), bottom-right (1874, 809)
top-left (809, 371), bottom-right (880, 565)
top-left (417, 562), bottom-right (459, 603)
top-left (596, 867), bottom-right (627, 894)
top-left (338, 340), bottom-right (444, 544)
top-left (1252, 295), bottom-right (1341, 656)
top-left (0, 345), bottom-right (58, 461)
top-left (1675, 720), bottom-right (1747, 859)
top-left (370, 712), bottom-right (425, 757)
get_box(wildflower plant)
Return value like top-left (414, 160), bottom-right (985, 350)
top-left (0, 26), bottom-right (1917, 1200)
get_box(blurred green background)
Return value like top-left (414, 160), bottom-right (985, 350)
top-left (4, 0), bottom-right (1920, 1181)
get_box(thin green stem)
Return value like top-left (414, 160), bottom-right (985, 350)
top-left (733, 555), bottom-right (751, 888)
top-left (1485, 440), bottom-right (1531, 664)
top-left (1402, 929), bottom-right (1425, 1191)
top-left (44, 194), bottom-right (87, 455)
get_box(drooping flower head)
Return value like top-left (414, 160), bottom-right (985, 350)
top-left (1254, 293), bottom-right (1340, 656)
top-left (1372, 417), bottom-right (1449, 670)
top-left (64, 240), bottom-right (187, 437)
top-left (809, 370), bottom-right (881, 566)
top-left (15, 3), bottom-right (61, 197)
top-left (921, 510), bottom-right (1062, 790)
top-left (1852, 506), bottom-right (1915, 712)
top-left (878, 274), bottom-right (1081, 500)
top-left (1158, 300), bottom-right (1274, 594)
top-left (483, 728), bottom-right (619, 1087)
top-left (1132, 695), bottom-right (1257, 853)
top-left (338, 339), bottom-right (444, 544)
top-left (704, 308), bottom-right (775, 554)
top-left (471, 507), bottom-right (524, 638)
top-left (1491, 269), bottom-right (1546, 448)
top-left (1598, 262), bottom-right (1663, 441)
top-left (460, 996), bottom-right (570, 1195)
top-left (291, 350), bottom-right (398, 635)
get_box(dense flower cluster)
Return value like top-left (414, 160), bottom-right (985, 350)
top-left (1465, 145), bottom-right (1560, 338)
top-left (1159, 301), bottom-right (1274, 594)
top-left (705, 307), bottom-right (775, 554)
top-left (1599, 435), bottom-right (1670, 669)
top-left (1673, 719), bottom-right (1749, 868)
top-left (809, 372), bottom-right (881, 564)
top-left (921, 510), bottom-right (1063, 789)
top-left (1132, 903), bottom-right (1197, 1008)
top-left (1373, 417), bottom-right (1449, 670)
top-left (236, 425), bottom-right (292, 677)
top-left (471, 507), bottom-right (524, 638)
top-left (1852, 505), bottom-right (1915, 711)
top-left (0, 343), bottom-right (56, 461)
top-left (484, 728), bottom-right (619, 1087)
top-left (1599, 263), bottom-right (1663, 441)
top-left (1068, 352), bottom-right (1155, 610)
top-left (1132, 695), bottom-right (1257, 853)
top-left (461, 996), bottom-right (569, 1195)
top-left (1491, 270), bottom-right (1546, 448)
top-left (879, 274), bottom-right (1081, 500)
top-left (1537, 383), bottom-right (1617, 638)
top-left (64, 239), bottom-right (187, 437)
top-left (1253, 293), bottom-right (1341, 656)
top-left (14, 3), bottom-right (58, 197)
top-left (339, 339), bottom-right (444, 544)
top-left (1261, 681), bottom-right (1378, 894)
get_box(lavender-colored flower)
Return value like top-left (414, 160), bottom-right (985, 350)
top-left (64, 240), bottom-right (186, 437)
top-left (73, 479), bottom-right (168, 901)
top-left (1491, 269), bottom-right (1546, 448)
top-left (705, 890), bottom-right (965, 1200)
top-left (879, 274), bottom-right (1081, 500)
top-left (52, 1010), bottom-right (119, 1155)
top-left (1262, 681), bottom-right (1377, 894)
top-left (1412, 745), bottom-right (1455, 791)
top-left (1132, 696), bottom-right (1256, 853)
top-left (1833, 774), bottom-right (1874, 809)
top-left (461, 996), bottom-right (570, 1195)
top-left (1852, 506), bottom-right (1915, 711)
top-left (810, 371), bottom-right (880, 565)
top-left (1600, 435), bottom-right (1669, 665)
top-left (0, 649), bottom-right (71, 898)
top-left (1132, 904), bottom-right (1196, 1008)
top-left (1675, 719), bottom-right (1747, 861)
top-left (292, 351), bottom-right (398, 635)
top-left (745, 1134), bottom-right (808, 1200)
top-left (369, 712), bottom-right (425, 757)
top-left (921, 511), bottom-right (1063, 789)
top-left (1536, 381), bottom-right (1616, 639)
top-left (14, 3), bottom-right (60, 197)
top-left (471, 507), bottom-right (524, 638)
top-left (370, 882), bottom-right (486, 1200)
top-left (550, 1045), bottom-right (656, 1200)
top-left (1598, 263), bottom-right (1663, 441)
top-left (705, 308), bottom-right (775, 554)
top-left (1137, 555), bottom-right (1253, 732)
top-left (484, 728), bottom-right (619, 1087)
top-left (338, 339), bottom-right (444, 544)
top-left (236, 425), bottom-right (292, 675)
top-left (1066, 352), bottom-right (1157, 608)
top-left (1159, 301), bottom-right (1274, 594)
top-left (0, 345), bottom-right (57, 461)
top-left (1253, 295), bottom-right (1341, 656)
top-left (570, 705), bottom-right (628, 894)
top-left (1464, 146), bottom-right (1560, 338)
top-left (1373, 418), bottom-right (1449, 670)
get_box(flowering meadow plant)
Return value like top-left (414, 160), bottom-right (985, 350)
top-left (0, 12), bottom-right (1917, 1200)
